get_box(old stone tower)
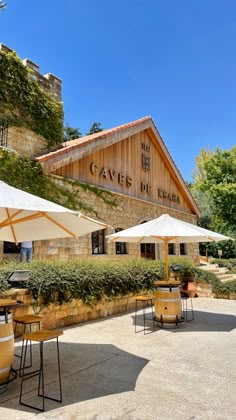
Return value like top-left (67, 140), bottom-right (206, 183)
top-left (0, 43), bottom-right (63, 158)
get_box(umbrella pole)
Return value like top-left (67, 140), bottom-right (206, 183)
top-left (164, 239), bottom-right (169, 281)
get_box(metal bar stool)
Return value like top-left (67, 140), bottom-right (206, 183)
top-left (180, 291), bottom-right (194, 322)
top-left (134, 296), bottom-right (154, 334)
top-left (14, 314), bottom-right (43, 375)
top-left (19, 329), bottom-right (63, 412)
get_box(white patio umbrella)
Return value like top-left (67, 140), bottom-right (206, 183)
top-left (0, 181), bottom-right (107, 242)
top-left (107, 213), bottom-right (233, 281)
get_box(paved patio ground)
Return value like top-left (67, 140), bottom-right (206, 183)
top-left (0, 297), bottom-right (235, 420)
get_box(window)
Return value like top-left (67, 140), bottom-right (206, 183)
top-left (3, 242), bottom-right (21, 254)
top-left (92, 230), bottom-right (105, 254)
top-left (168, 243), bottom-right (176, 255)
top-left (115, 228), bottom-right (127, 254)
top-left (180, 243), bottom-right (187, 256)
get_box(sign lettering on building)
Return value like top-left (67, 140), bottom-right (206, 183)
top-left (90, 141), bottom-right (181, 205)
top-left (90, 162), bottom-right (132, 187)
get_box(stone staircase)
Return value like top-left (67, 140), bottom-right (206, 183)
top-left (199, 262), bottom-right (236, 283)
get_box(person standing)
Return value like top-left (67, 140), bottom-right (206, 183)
top-left (20, 241), bottom-right (33, 263)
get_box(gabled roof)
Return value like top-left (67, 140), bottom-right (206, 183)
top-left (36, 116), bottom-right (200, 216)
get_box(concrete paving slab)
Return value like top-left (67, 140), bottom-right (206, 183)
top-left (0, 298), bottom-right (235, 419)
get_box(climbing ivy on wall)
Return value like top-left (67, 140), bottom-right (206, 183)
top-left (0, 50), bottom-right (63, 147)
top-left (0, 150), bottom-right (117, 216)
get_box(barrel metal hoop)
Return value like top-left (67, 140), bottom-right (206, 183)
top-left (0, 334), bottom-right (14, 342)
top-left (0, 319), bottom-right (12, 325)
top-left (0, 366), bottom-right (11, 374)
top-left (156, 298), bottom-right (181, 302)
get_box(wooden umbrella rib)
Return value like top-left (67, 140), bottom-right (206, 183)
top-left (0, 209), bottom-right (23, 228)
top-left (44, 213), bottom-right (76, 237)
top-left (0, 212), bottom-right (44, 227)
top-left (1, 211), bottom-right (76, 238)
top-left (151, 235), bottom-right (177, 241)
top-left (80, 214), bottom-right (107, 228)
top-left (108, 236), bottom-right (122, 243)
top-left (6, 208), bottom-right (17, 242)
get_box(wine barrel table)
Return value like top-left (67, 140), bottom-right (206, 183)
top-left (0, 298), bottom-right (19, 391)
top-left (153, 282), bottom-right (183, 326)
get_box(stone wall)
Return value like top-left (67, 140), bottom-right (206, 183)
top-left (7, 126), bottom-right (48, 158)
top-left (4, 284), bottom-right (235, 336)
top-left (5, 288), bottom-right (140, 336)
top-left (32, 177), bottom-right (200, 264)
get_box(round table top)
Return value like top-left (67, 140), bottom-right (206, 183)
top-left (154, 281), bottom-right (181, 286)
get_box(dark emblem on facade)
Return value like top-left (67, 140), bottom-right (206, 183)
top-left (142, 153), bottom-right (151, 172)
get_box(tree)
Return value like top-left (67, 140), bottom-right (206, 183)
top-left (86, 122), bottom-right (103, 135)
top-left (0, 1), bottom-right (7, 9)
top-left (190, 146), bottom-right (236, 257)
top-left (192, 147), bottom-right (213, 187)
top-left (63, 125), bottom-right (82, 142)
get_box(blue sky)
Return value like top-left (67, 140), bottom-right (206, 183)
top-left (1, 0), bottom-right (235, 181)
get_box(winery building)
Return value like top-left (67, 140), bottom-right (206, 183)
top-left (35, 116), bottom-right (201, 263)
top-left (0, 44), bottom-right (200, 263)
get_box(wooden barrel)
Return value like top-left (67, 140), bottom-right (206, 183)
top-left (154, 285), bottom-right (182, 324)
top-left (0, 313), bottom-right (14, 385)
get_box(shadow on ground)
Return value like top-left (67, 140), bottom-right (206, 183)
top-left (132, 309), bottom-right (236, 333)
top-left (0, 341), bottom-right (149, 413)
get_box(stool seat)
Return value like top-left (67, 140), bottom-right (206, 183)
top-left (135, 296), bottom-right (153, 301)
top-left (23, 330), bottom-right (63, 342)
top-left (14, 314), bottom-right (44, 324)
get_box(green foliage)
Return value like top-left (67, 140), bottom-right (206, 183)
top-left (169, 257), bottom-right (196, 274)
top-left (194, 267), bottom-right (236, 297)
top-left (1, 259), bottom-right (235, 305)
top-left (0, 259), bottom-right (163, 305)
top-left (190, 146), bottom-right (236, 257)
top-left (62, 177), bottom-right (118, 213)
top-left (191, 146), bottom-right (236, 236)
top-left (0, 1), bottom-right (7, 9)
top-left (190, 189), bottom-right (213, 229)
top-left (0, 150), bottom-right (117, 215)
top-left (86, 122), bottom-right (103, 135)
top-left (210, 258), bottom-right (236, 271)
top-left (203, 240), bottom-right (236, 259)
top-left (0, 50), bottom-right (63, 147)
top-left (63, 124), bottom-right (82, 142)
top-left (0, 270), bottom-right (10, 294)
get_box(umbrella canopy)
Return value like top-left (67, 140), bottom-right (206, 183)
top-left (0, 181), bottom-right (107, 242)
top-left (107, 213), bottom-right (233, 280)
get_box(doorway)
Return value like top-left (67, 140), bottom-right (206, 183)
top-left (140, 243), bottom-right (155, 260)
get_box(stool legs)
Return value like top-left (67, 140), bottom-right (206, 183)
top-left (182, 296), bottom-right (194, 322)
top-left (14, 321), bottom-right (41, 375)
top-left (19, 337), bottom-right (62, 412)
top-left (135, 298), bottom-right (154, 334)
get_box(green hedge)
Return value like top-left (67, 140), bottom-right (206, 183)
top-left (0, 259), bottom-right (164, 306)
top-left (0, 259), bottom-right (235, 307)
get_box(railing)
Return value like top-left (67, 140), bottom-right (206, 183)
top-left (0, 116), bottom-right (8, 147)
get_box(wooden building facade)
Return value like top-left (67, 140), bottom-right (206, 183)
top-left (32, 116), bottom-right (200, 263)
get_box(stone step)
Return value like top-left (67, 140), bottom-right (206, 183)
top-left (220, 276), bottom-right (236, 283)
top-left (199, 263), bottom-right (236, 283)
top-left (216, 274), bottom-right (234, 281)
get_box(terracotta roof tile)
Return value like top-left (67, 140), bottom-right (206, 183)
top-left (37, 116), bottom-right (152, 163)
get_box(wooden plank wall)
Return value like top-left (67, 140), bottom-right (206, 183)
top-left (53, 131), bottom-right (192, 213)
